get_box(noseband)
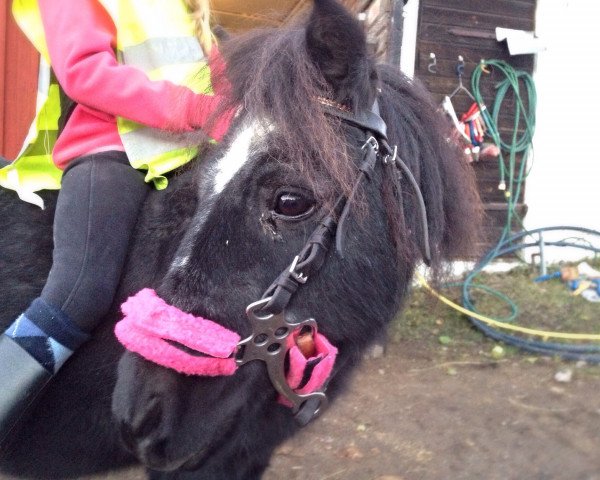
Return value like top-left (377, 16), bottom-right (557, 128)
top-left (235, 98), bottom-right (432, 425)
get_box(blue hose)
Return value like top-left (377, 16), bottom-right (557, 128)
top-left (461, 226), bottom-right (600, 362)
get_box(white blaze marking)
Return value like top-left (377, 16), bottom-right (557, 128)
top-left (168, 120), bottom-right (272, 273)
top-left (171, 255), bottom-right (190, 269)
top-left (212, 120), bottom-right (274, 195)
top-left (213, 124), bottom-right (255, 195)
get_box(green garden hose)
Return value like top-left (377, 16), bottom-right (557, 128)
top-left (432, 60), bottom-right (600, 361)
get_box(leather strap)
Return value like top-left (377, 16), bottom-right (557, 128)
top-left (261, 215), bottom-right (338, 314)
top-left (320, 101), bottom-right (388, 141)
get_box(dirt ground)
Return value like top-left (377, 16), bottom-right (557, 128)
top-left (262, 342), bottom-right (600, 480)
top-left (2, 338), bottom-right (599, 480)
top-left (68, 338), bottom-right (599, 480)
top-left (269, 271), bottom-right (600, 480)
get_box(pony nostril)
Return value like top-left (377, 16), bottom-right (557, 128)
top-left (133, 397), bottom-right (164, 438)
top-left (119, 398), bottom-right (164, 452)
top-left (120, 421), bottom-right (173, 470)
top-left (140, 437), bottom-right (168, 465)
top-left (119, 421), bottom-right (138, 452)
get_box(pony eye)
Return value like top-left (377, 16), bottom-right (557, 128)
top-left (273, 191), bottom-right (315, 219)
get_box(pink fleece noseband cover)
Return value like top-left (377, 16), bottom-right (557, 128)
top-left (116, 289), bottom-right (239, 376)
top-left (115, 289), bottom-right (337, 398)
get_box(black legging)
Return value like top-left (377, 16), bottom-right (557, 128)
top-left (41, 151), bottom-right (149, 333)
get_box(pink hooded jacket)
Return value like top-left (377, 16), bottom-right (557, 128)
top-left (38, 0), bottom-right (229, 169)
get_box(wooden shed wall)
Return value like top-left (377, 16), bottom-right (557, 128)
top-left (415, 0), bottom-right (537, 249)
top-left (0, 2), bottom-right (38, 160)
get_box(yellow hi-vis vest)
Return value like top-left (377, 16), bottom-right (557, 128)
top-left (1, 0), bottom-right (213, 208)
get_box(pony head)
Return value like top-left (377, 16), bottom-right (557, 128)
top-left (111, 0), bottom-right (480, 475)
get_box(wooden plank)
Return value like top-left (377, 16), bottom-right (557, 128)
top-left (385, 0), bottom-right (404, 66)
top-left (423, 0), bottom-right (536, 21)
top-left (477, 183), bottom-right (526, 204)
top-left (420, 22), bottom-right (509, 50)
top-left (477, 184), bottom-right (526, 201)
top-left (422, 5), bottom-right (534, 31)
top-left (417, 40), bottom-right (535, 66)
top-left (473, 159), bottom-right (528, 178)
top-left (474, 166), bottom-right (527, 203)
top-left (1, 6), bottom-right (38, 160)
top-left (482, 202), bottom-right (528, 225)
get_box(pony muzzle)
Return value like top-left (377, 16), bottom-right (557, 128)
top-left (115, 289), bottom-right (337, 420)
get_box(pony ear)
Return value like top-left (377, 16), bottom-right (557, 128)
top-left (306, 0), bottom-right (374, 109)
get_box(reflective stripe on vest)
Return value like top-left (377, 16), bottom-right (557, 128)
top-left (100, 0), bottom-right (212, 187)
top-left (2, 0), bottom-right (212, 205)
top-left (0, 57), bottom-right (61, 208)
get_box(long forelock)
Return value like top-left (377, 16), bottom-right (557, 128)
top-left (210, 17), bottom-right (480, 274)
top-left (217, 24), bottom-right (361, 206)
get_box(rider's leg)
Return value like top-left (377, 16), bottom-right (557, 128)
top-left (0, 151), bottom-right (149, 444)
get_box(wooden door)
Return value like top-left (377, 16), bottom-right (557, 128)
top-left (0, 1), bottom-right (38, 160)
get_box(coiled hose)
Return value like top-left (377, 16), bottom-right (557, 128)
top-left (425, 60), bottom-right (600, 362)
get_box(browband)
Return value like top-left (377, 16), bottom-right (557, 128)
top-left (318, 99), bottom-right (388, 141)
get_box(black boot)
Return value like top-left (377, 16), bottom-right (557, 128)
top-left (0, 334), bottom-right (52, 447)
top-left (0, 299), bottom-right (89, 448)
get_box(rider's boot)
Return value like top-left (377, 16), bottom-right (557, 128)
top-left (0, 298), bottom-right (89, 447)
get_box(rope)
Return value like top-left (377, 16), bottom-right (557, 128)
top-left (471, 59), bottom-right (536, 202)
top-left (463, 60), bottom-right (537, 335)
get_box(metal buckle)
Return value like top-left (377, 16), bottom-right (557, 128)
top-left (289, 255), bottom-right (308, 284)
top-left (236, 297), bottom-right (328, 424)
top-left (362, 136), bottom-right (379, 152)
top-left (383, 145), bottom-right (398, 165)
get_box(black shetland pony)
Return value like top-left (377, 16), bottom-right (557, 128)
top-left (0, 1), bottom-right (480, 478)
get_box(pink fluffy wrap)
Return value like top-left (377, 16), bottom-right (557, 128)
top-left (115, 289), bottom-right (337, 398)
top-left (115, 288), bottom-right (239, 376)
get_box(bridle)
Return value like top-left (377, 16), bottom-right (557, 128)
top-left (235, 97), bottom-right (432, 425)
top-left (116, 97), bottom-right (432, 426)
